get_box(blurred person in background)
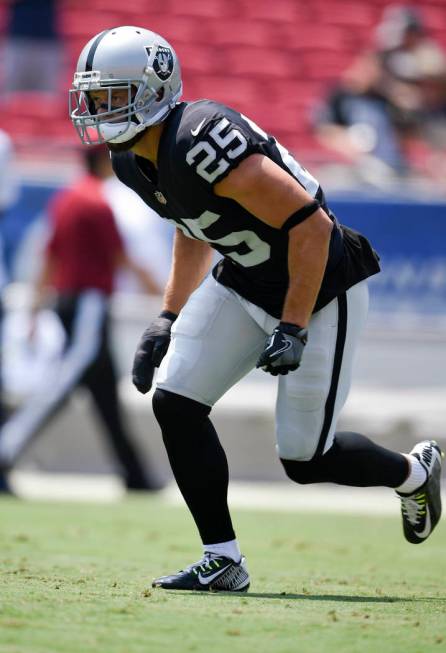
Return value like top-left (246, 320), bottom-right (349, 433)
top-left (11, 148), bottom-right (173, 293)
top-left (375, 4), bottom-right (446, 181)
top-left (102, 161), bottom-right (173, 295)
top-left (69, 26), bottom-right (443, 593)
top-left (314, 4), bottom-right (446, 187)
top-left (2, 0), bottom-right (63, 95)
top-left (0, 128), bottom-right (19, 435)
top-left (313, 52), bottom-right (408, 184)
top-left (396, 44), bottom-right (446, 183)
top-left (0, 146), bottom-right (162, 493)
top-left (375, 4), bottom-right (444, 90)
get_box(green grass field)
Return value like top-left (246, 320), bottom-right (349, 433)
top-left (1, 493), bottom-right (445, 653)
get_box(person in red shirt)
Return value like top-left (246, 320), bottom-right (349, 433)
top-left (47, 175), bottom-right (124, 296)
top-left (0, 146), bottom-right (161, 491)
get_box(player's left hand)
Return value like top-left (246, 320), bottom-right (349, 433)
top-left (256, 322), bottom-right (308, 376)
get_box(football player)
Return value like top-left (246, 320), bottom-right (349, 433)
top-left (69, 26), bottom-right (443, 592)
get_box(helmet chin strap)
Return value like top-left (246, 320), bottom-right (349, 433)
top-left (107, 127), bottom-right (148, 153)
top-left (101, 104), bottom-right (171, 145)
top-left (98, 120), bottom-right (144, 143)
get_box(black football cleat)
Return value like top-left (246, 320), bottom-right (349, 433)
top-left (397, 440), bottom-right (443, 544)
top-left (152, 552), bottom-right (250, 592)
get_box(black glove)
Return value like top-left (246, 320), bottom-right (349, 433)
top-left (132, 311), bottom-right (177, 394)
top-left (256, 322), bottom-right (308, 376)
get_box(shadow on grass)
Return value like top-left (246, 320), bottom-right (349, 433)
top-left (180, 591), bottom-right (446, 603)
top-left (233, 593), bottom-right (406, 602)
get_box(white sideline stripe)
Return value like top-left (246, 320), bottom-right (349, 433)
top-left (9, 471), bottom-right (126, 503)
top-left (8, 471), bottom-right (444, 517)
top-left (168, 482), bottom-right (403, 517)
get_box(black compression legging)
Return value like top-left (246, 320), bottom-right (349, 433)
top-left (152, 388), bottom-right (236, 544)
top-left (281, 431), bottom-right (408, 487)
top-left (153, 391), bottom-right (409, 545)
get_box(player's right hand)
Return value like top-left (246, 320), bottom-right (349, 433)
top-left (132, 312), bottom-right (177, 394)
top-left (256, 322), bottom-right (308, 376)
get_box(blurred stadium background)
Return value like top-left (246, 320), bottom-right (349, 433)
top-left (0, 0), bottom-right (445, 495)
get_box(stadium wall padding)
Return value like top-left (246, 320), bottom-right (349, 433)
top-left (2, 184), bottom-right (446, 315)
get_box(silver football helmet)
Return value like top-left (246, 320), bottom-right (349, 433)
top-left (69, 26), bottom-right (182, 145)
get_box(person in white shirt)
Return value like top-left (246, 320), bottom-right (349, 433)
top-left (102, 172), bottom-right (173, 295)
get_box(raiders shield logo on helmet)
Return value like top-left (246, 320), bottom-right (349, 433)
top-left (145, 45), bottom-right (174, 81)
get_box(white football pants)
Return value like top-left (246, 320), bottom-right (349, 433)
top-left (156, 276), bottom-right (369, 461)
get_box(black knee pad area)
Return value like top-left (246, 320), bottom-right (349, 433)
top-left (152, 389), bottom-right (211, 431)
top-left (280, 456), bottom-right (328, 485)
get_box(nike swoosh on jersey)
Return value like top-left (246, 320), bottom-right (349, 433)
top-left (197, 564), bottom-right (232, 584)
top-left (191, 118), bottom-right (206, 136)
top-left (414, 507), bottom-right (432, 539)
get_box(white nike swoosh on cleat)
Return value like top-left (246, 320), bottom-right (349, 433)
top-left (197, 565), bottom-right (232, 584)
top-left (414, 507), bottom-right (432, 539)
top-left (191, 118), bottom-right (206, 136)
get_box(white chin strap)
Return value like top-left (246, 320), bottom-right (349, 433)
top-left (97, 104), bottom-right (173, 144)
top-left (98, 121), bottom-right (143, 144)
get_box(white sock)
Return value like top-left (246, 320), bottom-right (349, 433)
top-left (203, 539), bottom-right (241, 563)
top-left (395, 454), bottom-right (428, 494)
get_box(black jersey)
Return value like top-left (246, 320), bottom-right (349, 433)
top-left (112, 100), bottom-right (380, 318)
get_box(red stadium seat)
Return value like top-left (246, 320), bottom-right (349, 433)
top-left (312, 0), bottom-right (378, 27)
top-left (0, 0), bottom-right (444, 168)
top-left (185, 75), bottom-right (260, 112)
top-left (301, 50), bottom-right (357, 81)
top-left (237, 0), bottom-right (307, 23)
top-left (223, 47), bottom-right (299, 79)
top-left (147, 16), bottom-right (203, 45)
top-left (208, 19), bottom-right (282, 49)
top-left (176, 43), bottom-right (222, 76)
top-left (168, 0), bottom-right (234, 19)
top-left (0, 92), bottom-right (65, 120)
top-left (0, 4), bottom-right (8, 33)
top-left (61, 10), bottom-right (123, 38)
top-left (279, 24), bottom-right (347, 52)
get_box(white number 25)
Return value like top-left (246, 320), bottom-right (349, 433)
top-left (186, 118), bottom-right (248, 183)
